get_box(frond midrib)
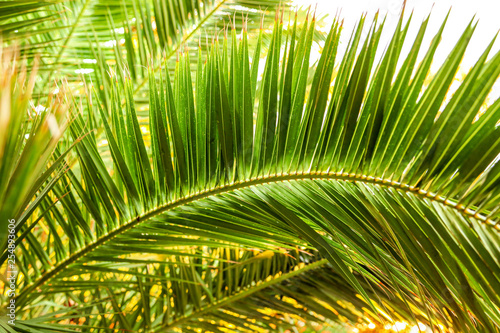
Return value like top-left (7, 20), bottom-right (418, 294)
top-left (43, 0), bottom-right (92, 86)
top-left (16, 171), bottom-right (498, 304)
top-left (132, 0), bottom-right (229, 97)
top-left (155, 258), bottom-right (329, 332)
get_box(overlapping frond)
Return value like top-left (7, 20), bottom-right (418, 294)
top-left (1, 0), bottom-right (288, 106)
top-left (0, 48), bottom-right (71, 255)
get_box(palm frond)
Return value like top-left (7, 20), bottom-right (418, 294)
top-left (2, 7), bottom-right (500, 333)
top-left (0, 48), bottom-right (72, 254)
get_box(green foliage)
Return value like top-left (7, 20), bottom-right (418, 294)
top-left (0, 50), bottom-right (71, 257)
top-left (1, 2), bottom-right (500, 333)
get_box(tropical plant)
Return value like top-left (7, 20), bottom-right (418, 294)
top-left (1, 1), bottom-right (500, 332)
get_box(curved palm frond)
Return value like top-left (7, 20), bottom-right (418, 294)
top-left (2, 6), bottom-right (500, 333)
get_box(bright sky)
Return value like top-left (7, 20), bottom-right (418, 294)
top-left (294, 0), bottom-right (500, 100)
top-left (295, 0), bottom-right (500, 67)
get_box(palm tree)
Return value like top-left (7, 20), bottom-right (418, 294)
top-left (1, 1), bottom-right (500, 332)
